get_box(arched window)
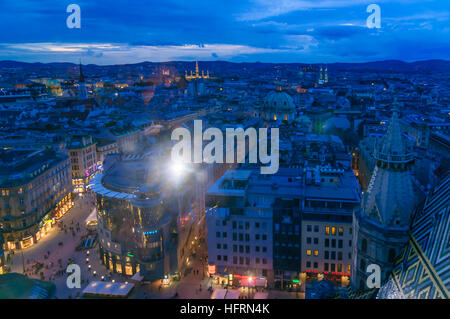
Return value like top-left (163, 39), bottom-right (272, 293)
top-left (362, 239), bottom-right (367, 253)
top-left (388, 248), bottom-right (396, 262)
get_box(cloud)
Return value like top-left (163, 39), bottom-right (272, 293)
top-left (0, 0), bottom-right (448, 63)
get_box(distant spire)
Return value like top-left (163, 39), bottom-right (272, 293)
top-left (195, 61), bottom-right (199, 77)
top-left (79, 62), bottom-right (85, 83)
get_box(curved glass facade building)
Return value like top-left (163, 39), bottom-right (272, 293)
top-left (91, 157), bottom-right (193, 280)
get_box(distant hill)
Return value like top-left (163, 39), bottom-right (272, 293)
top-left (1, 59), bottom-right (449, 74)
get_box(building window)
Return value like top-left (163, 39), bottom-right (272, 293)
top-left (314, 250), bottom-right (319, 256)
top-left (256, 258), bottom-right (260, 264)
top-left (306, 261), bottom-right (311, 268)
top-left (217, 255), bottom-right (221, 261)
top-left (262, 234), bottom-right (267, 240)
top-left (360, 258), bottom-right (366, 270)
top-left (314, 225), bottom-right (319, 232)
top-left (314, 262), bottom-right (318, 269)
top-left (307, 225), bottom-right (312, 232)
top-left (338, 240), bottom-right (343, 248)
top-left (325, 251), bottom-right (329, 259)
top-left (325, 239), bottom-right (330, 247)
top-left (331, 227), bottom-right (336, 235)
top-left (306, 250), bottom-right (311, 256)
top-left (216, 232), bottom-right (221, 238)
top-left (233, 256), bottom-right (237, 264)
top-left (338, 252), bottom-right (343, 260)
top-left (314, 238), bottom-right (319, 245)
top-left (324, 263), bottom-right (329, 271)
top-left (307, 237), bottom-right (312, 244)
top-left (325, 226), bottom-right (330, 235)
top-left (338, 227), bottom-right (343, 236)
top-left (362, 239), bottom-right (367, 253)
top-left (262, 258), bottom-right (267, 264)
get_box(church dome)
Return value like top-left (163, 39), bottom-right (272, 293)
top-left (263, 90), bottom-right (295, 111)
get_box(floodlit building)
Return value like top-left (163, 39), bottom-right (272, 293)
top-left (0, 148), bottom-right (73, 250)
top-left (90, 153), bottom-right (195, 280)
top-left (68, 135), bottom-right (98, 193)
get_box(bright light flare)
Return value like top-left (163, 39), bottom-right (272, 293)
top-left (170, 161), bottom-right (185, 179)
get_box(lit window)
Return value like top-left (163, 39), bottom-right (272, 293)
top-left (306, 250), bottom-right (311, 256)
top-left (325, 226), bottom-right (330, 235)
top-left (314, 250), bottom-right (319, 256)
top-left (331, 227), bottom-right (336, 235)
top-left (338, 227), bottom-right (343, 235)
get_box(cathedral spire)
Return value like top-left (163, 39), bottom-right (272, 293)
top-left (79, 62), bottom-right (85, 83)
top-left (363, 97), bottom-right (415, 227)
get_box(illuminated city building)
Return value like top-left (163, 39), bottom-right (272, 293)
top-left (185, 61), bottom-right (210, 81)
top-left (68, 135), bottom-right (98, 193)
top-left (206, 167), bottom-right (360, 289)
top-left (257, 87), bottom-right (296, 123)
top-left (90, 153), bottom-right (195, 280)
top-left (0, 149), bottom-right (73, 250)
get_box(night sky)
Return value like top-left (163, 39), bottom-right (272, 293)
top-left (0, 0), bottom-right (449, 64)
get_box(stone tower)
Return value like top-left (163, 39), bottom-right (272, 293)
top-left (351, 100), bottom-right (416, 290)
top-left (78, 62), bottom-right (88, 100)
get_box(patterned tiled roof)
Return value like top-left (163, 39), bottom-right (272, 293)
top-left (378, 173), bottom-right (450, 299)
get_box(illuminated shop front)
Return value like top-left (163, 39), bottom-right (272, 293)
top-left (4, 195), bottom-right (74, 251)
top-left (208, 266), bottom-right (267, 289)
top-left (305, 269), bottom-right (351, 285)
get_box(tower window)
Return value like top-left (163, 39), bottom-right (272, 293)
top-left (362, 239), bottom-right (367, 253)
